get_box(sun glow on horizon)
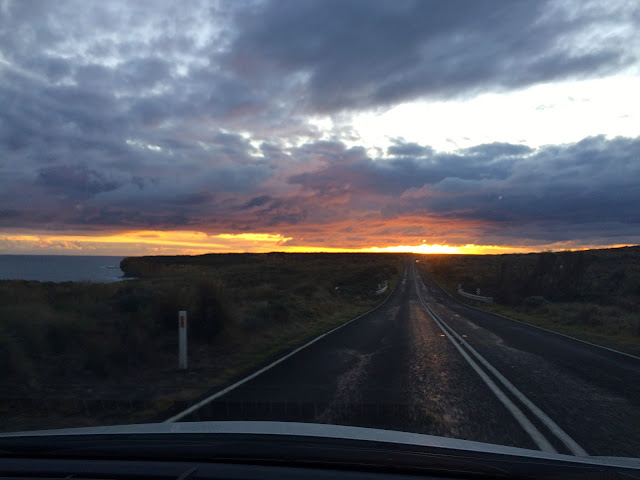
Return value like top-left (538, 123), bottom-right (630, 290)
top-left (0, 230), bottom-right (293, 256)
top-left (1, 230), bottom-right (634, 257)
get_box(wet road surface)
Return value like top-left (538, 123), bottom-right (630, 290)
top-left (172, 260), bottom-right (640, 457)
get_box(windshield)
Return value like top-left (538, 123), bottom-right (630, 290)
top-left (0, 0), bottom-right (638, 462)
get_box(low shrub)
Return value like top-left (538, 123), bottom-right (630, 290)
top-left (111, 285), bottom-right (154, 314)
top-left (0, 327), bottom-right (32, 377)
top-left (189, 279), bottom-right (234, 343)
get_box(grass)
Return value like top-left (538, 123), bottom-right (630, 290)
top-left (418, 246), bottom-right (640, 356)
top-left (0, 253), bottom-right (404, 432)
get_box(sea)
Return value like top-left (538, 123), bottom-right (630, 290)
top-left (0, 255), bottom-right (126, 283)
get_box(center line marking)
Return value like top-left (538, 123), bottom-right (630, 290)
top-left (413, 265), bottom-right (588, 456)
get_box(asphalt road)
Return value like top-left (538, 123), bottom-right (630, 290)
top-left (173, 259), bottom-right (640, 457)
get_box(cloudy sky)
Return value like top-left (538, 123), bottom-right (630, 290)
top-left (1, 0), bottom-right (639, 255)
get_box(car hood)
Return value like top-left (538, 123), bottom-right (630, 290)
top-left (1, 421), bottom-right (638, 470)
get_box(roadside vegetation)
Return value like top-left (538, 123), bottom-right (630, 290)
top-left (419, 246), bottom-right (640, 356)
top-left (0, 253), bottom-right (403, 432)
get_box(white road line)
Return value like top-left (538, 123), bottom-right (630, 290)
top-left (436, 312), bottom-right (588, 456)
top-left (412, 268), bottom-right (556, 453)
top-left (165, 267), bottom-right (408, 423)
top-left (413, 265), bottom-right (588, 456)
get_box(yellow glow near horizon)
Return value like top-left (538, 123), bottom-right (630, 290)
top-left (0, 230), bottom-right (293, 255)
top-left (366, 244), bottom-right (461, 254)
top-left (1, 230), bottom-right (634, 256)
top-left (362, 244), bottom-right (545, 254)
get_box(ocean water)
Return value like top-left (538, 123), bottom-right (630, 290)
top-left (0, 255), bottom-right (126, 282)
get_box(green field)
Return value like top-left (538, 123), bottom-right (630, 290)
top-left (419, 246), bottom-right (640, 356)
top-left (0, 253), bottom-right (404, 432)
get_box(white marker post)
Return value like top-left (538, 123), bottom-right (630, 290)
top-left (178, 311), bottom-right (187, 370)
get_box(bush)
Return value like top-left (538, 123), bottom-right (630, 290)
top-left (524, 296), bottom-right (547, 307)
top-left (572, 305), bottom-right (601, 327)
top-left (151, 284), bottom-right (184, 332)
top-left (46, 319), bottom-right (82, 355)
top-left (83, 338), bottom-right (111, 378)
top-left (293, 282), bottom-right (317, 297)
top-left (111, 285), bottom-right (154, 314)
top-left (0, 327), bottom-right (32, 377)
top-left (265, 297), bottom-right (290, 323)
top-left (242, 312), bottom-right (268, 330)
top-left (191, 279), bottom-right (233, 343)
top-left (0, 307), bottom-right (49, 357)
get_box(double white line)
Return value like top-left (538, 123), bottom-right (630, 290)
top-left (412, 265), bottom-right (588, 456)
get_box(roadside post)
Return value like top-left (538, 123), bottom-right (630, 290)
top-left (178, 311), bottom-right (187, 369)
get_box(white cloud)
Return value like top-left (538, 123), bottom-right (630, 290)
top-left (349, 75), bottom-right (640, 152)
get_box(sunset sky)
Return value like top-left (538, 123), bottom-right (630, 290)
top-left (1, 0), bottom-right (639, 255)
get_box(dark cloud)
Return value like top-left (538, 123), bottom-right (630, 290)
top-left (388, 141), bottom-right (434, 158)
top-left (228, 0), bottom-right (637, 112)
top-left (37, 165), bottom-right (120, 198)
top-left (281, 135), bottom-right (640, 244)
top-left (288, 141), bottom-right (519, 195)
top-left (0, 0), bottom-right (638, 249)
top-left (242, 195), bottom-right (272, 209)
top-left (405, 136), bottom-right (640, 237)
top-left (3, 127), bottom-right (639, 247)
top-left (0, 210), bottom-right (20, 219)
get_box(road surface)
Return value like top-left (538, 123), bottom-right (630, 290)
top-left (170, 259), bottom-right (640, 457)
